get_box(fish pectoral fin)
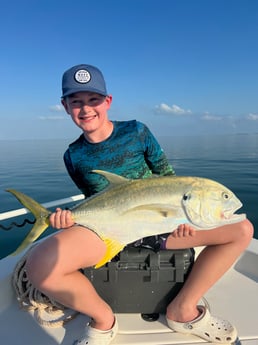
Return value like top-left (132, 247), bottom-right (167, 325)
top-left (94, 237), bottom-right (124, 269)
top-left (123, 204), bottom-right (179, 218)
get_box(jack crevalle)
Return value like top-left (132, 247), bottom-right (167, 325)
top-left (7, 170), bottom-right (246, 267)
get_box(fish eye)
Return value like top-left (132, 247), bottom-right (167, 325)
top-left (183, 193), bottom-right (190, 201)
top-left (222, 192), bottom-right (230, 200)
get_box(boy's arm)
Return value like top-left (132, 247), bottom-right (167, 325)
top-left (137, 121), bottom-right (175, 176)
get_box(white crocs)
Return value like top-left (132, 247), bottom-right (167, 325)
top-left (167, 306), bottom-right (238, 344)
top-left (74, 318), bottom-right (118, 345)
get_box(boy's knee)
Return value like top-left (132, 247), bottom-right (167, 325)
top-left (237, 219), bottom-right (254, 246)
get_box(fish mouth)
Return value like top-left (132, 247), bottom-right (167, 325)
top-left (226, 213), bottom-right (246, 222)
top-left (223, 203), bottom-right (246, 223)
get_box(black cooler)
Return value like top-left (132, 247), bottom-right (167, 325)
top-left (83, 247), bottom-right (194, 314)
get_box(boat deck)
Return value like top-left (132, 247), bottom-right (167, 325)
top-left (0, 240), bottom-right (258, 345)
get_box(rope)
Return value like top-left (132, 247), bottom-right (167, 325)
top-left (12, 246), bottom-right (79, 328)
top-left (0, 218), bottom-right (35, 231)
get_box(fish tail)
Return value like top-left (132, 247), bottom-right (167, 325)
top-left (6, 189), bottom-right (51, 255)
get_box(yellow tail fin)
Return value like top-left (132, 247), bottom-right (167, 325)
top-left (7, 189), bottom-right (51, 255)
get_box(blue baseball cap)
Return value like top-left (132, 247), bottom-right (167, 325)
top-left (62, 64), bottom-right (108, 98)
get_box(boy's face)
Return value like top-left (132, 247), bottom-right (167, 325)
top-left (62, 92), bottom-right (112, 135)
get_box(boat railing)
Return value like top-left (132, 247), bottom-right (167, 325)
top-left (0, 194), bottom-right (85, 221)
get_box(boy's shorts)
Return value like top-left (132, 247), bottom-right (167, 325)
top-left (127, 233), bottom-right (171, 251)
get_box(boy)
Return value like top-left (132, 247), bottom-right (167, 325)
top-left (25, 64), bottom-right (253, 345)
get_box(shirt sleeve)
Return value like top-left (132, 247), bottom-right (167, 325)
top-left (136, 121), bottom-right (176, 176)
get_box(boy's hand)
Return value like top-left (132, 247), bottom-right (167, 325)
top-left (171, 224), bottom-right (196, 238)
top-left (49, 208), bottom-right (75, 229)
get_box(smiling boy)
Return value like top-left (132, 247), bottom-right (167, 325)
top-left (25, 64), bottom-right (253, 345)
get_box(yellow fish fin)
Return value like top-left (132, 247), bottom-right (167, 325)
top-left (6, 189), bottom-right (51, 256)
top-left (11, 218), bottom-right (50, 256)
top-left (95, 237), bottom-right (125, 269)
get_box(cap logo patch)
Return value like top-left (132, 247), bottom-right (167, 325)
top-left (74, 69), bottom-right (91, 84)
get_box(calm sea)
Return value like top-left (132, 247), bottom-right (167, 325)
top-left (0, 133), bottom-right (257, 259)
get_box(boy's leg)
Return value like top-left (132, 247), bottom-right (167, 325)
top-left (165, 219), bottom-right (253, 322)
top-left (25, 225), bottom-right (114, 331)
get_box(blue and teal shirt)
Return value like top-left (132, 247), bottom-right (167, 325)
top-left (64, 120), bottom-right (175, 197)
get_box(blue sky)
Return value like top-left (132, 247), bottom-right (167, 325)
top-left (1, 0), bottom-right (258, 140)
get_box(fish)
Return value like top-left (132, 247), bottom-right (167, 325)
top-left (7, 170), bottom-right (246, 268)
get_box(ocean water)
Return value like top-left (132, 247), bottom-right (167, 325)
top-left (0, 133), bottom-right (257, 259)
